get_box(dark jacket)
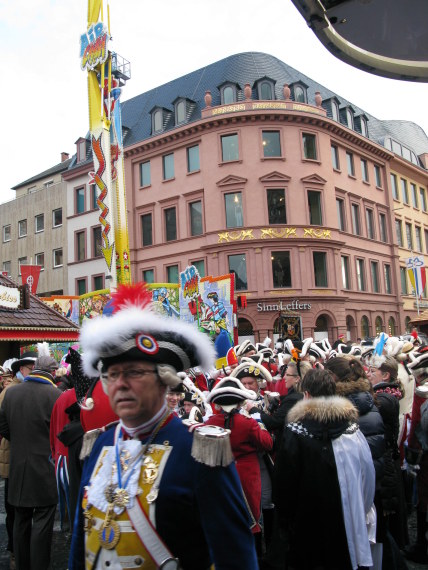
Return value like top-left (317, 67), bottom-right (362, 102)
top-left (336, 377), bottom-right (385, 484)
top-left (0, 376), bottom-right (61, 507)
top-left (256, 388), bottom-right (303, 450)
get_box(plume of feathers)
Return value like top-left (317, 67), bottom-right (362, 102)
top-left (263, 337), bottom-right (272, 348)
top-left (374, 332), bottom-right (388, 356)
top-left (110, 282), bottom-right (153, 313)
top-left (37, 342), bottom-right (50, 358)
top-left (291, 348), bottom-right (301, 363)
top-left (3, 358), bottom-right (17, 373)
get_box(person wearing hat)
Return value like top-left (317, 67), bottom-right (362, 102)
top-left (0, 346), bottom-right (61, 570)
top-left (10, 351), bottom-right (37, 382)
top-left (68, 283), bottom-right (258, 570)
top-left (206, 377), bottom-right (273, 558)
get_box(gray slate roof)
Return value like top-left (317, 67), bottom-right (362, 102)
top-left (12, 158), bottom-right (73, 190)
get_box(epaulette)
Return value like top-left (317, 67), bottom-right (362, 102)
top-left (79, 420), bottom-right (119, 460)
top-left (190, 424), bottom-right (234, 467)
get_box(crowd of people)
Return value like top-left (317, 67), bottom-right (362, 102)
top-left (0, 283), bottom-right (428, 570)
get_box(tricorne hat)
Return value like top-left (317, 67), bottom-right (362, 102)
top-left (207, 376), bottom-right (257, 411)
top-left (80, 283), bottom-right (216, 385)
top-left (230, 354), bottom-right (272, 388)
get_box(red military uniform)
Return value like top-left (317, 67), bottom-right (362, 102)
top-left (80, 380), bottom-right (118, 433)
top-left (205, 411), bottom-right (273, 532)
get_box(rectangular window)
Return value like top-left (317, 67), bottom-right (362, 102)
top-left (141, 214), bottom-right (153, 246)
top-left (308, 191), bottom-right (322, 225)
top-left (400, 267), bottom-right (408, 295)
top-left (93, 275), bottom-right (104, 291)
top-left (75, 186), bottom-right (85, 214)
top-left (228, 254), bottom-right (247, 291)
top-left (192, 260), bottom-right (205, 277)
top-left (167, 265), bottom-right (179, 283)
top-left (53, 248), bottom-right (63, 268)
top-left (187, 145), bottom-right (200, 172)
top-left (379, 213), bottom-right (387, 243)
top-left (313, 252), bottom-right (328, 287)
top-left (271, 251), bottom-right (291, 288)
top-left (165, 208), bottom-right (177, 241)
top-left (35, 252), bottom-right (44, 270)
top-left (425, 229), bottom-right (428, 253)
top-left (163, 154), bottom-right (174, 180)
top-left (351, 204), bottom-right (360, 236)
top-left (18, 257), bottom-right (27, 275)
top-left (420, 187), bottom-right (427, 212)
top-left (91, 184), bottom-right (98, 209)
top-left (302, 133), bottom-right (317, 160)
top-left (262, 131), bottom-right (281, 158)
top-left (401, 179), bottom-right (409, 204)
top-left (361, 159), bottom-right (369, 182)
top-left (76, 231), bottom-right (86, 261)
top-left (140, 161), bottom-right (151, 187)
top-left (18, 219), bottom-right (27, 238)
top-left (225, 192), bottom-right (243, 228)
top-left (77, 278), bottom-right (87, 295)
top-left (384, 264), bottom-right (392, 294)
top-left (35, 214), bottom-right (44, 233)
top-left (391, 174), bottom-right (399, 200)
top-left (189, 201), bottom-right (203, 236)
top-left (331, 145), bottom-right (339, 170)
top-left (415, 226), bottom-right (423, 252)
top-left (411, 183), bottom-right (418, 208)
top-left (374, 165), bottom-right (382, 187)
top-left (53, 208), bottom-right (62, 227)
top-left (143, 269), bottom-right (154, 284)
top-left (346, 152), bottom-right (355, 176)
top-left (267, 189), bottom-right (286, 225)
top-left (405, 222), bottom-right (413, 249)
top-left (356, 259), bottom-right (365, 291)
top-left (92, 226), bottom-right (102, 257)
top-left (3, 225), bottom-right (11, 242)
top-left (2, 261), bottom-right (11, 275)
top-left (336, 198), bottom-right (345, 231)
top-left (341, 256), bottom-right (350, 289)
top-left (366, 209), bottom-right (375, 239)
top-left (396, 220), bottom-right (403, 247)
top-left (371, 261), bottom-right (379, 292)
top-left (221, 133), bottom-right (239, 162)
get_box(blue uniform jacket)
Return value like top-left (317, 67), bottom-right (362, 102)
top-left (69, 415), bottom-right (258, 569)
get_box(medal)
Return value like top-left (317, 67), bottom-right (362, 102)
top-left (142, 456), bottom-right (159, 484)
top-left (98, 504), bottom-right (121, 550)
top-left (114, 487), bottom-right (130, 508)
top-left (146, 488), bottom-right (159, 503)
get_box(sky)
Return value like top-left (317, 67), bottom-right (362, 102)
top-left (1, 0), bottom-right (427, 204)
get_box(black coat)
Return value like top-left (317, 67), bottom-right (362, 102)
top-left (0, 378), bottom-right (61, 507)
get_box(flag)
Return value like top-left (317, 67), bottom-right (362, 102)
top-left (20, 265), bottom-right (42, 294)
top-left (408, 266), bottom-right (426, 298)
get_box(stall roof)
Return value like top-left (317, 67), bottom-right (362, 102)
top-left (0, 274), bottom-right (80, 341)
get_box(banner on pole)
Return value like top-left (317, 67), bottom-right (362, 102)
top-left (20, 265), bottom-right (42, 294)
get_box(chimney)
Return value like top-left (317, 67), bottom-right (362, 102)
top-left (61, 152), bottom-right (69, 162)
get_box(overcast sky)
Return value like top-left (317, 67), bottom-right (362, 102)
top-left (1, 0), bottom-right (427, 204)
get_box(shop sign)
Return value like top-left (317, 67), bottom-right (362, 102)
top-left (0, 284), bottom-right (21, 310)
top-left (257, 300), bottom-right (312, 312)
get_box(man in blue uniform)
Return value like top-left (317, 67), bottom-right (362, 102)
top-left (69, 283), bottom-right (258, 570)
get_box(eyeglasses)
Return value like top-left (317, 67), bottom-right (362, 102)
top-left (104, 368), bottom-right (156, 384)
top-left (284, 372), bottom-right (299, 378)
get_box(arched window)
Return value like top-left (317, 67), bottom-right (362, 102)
top-left (175, 100), bottom-right (186, 124)
top-left (361, 315), bottom-right (370, 338)
top-left (222, 86), bottom-right (235, 105)
top-left (314, 314), bottom-right (330, 340)
top-left (153, 109), bottom-right (163, 133)
top-left (405, 316), bottom-right (411, 332)
top-left (388, 317), bottom-right (396, 336)
top-left (260, 81), bottom-right (274, 100)
top-left (238, 318), bottom-right (254, 345)
top-left (346, 108), bottom-right (354, 129)
top-left (331, 100), bottom-right (339, 122)
top-left (346, 315), bottom-right (355, 341)
top-left (294, 85), bottom-right (306, 103)
top-left (375, 316), bottom-right (383, 335)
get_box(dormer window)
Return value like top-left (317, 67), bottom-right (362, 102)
top-left (153, 109), bottom-right (164, 133)
top-left (294, 85), bottom-right (306, 103)
top-left (331, 100), bottom-right (339, 122)
top-left (360, 116), bottom-right (368, 137)
top-left (219, 83), bottom-right (239, 105)
top-left (255, 78), bottom-right (276, 101)
top-left (175, 100), bottom-right (186, 125)
top-left (76, 138), bottom-right (87, 163)
top-left (346, 108), bottom-right (354, 129)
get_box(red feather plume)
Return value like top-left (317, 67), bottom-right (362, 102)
top-left (110, 282), bottom-right (152, 312)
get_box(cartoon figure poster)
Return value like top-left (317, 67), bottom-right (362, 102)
top-left (179, 265), bottom-right (236, 342)
top-left (147, 284), bottom-right (180, 318)
top-left (42, 296), bottom-right (80, 325)
top-left (80, 290), bottom-right (111, 324)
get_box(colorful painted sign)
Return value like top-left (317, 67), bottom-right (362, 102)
top-left (43, 296), bottom-right (80, 325)
top-left (147, 284), bottom-right (180, 318)
top-left (80, 22), bottom-right (110, 71)
top-left (80, 290), bottom-right (111, 324)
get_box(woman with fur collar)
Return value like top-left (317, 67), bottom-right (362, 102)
top-left (274, 369), bottom-right (375, 570)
